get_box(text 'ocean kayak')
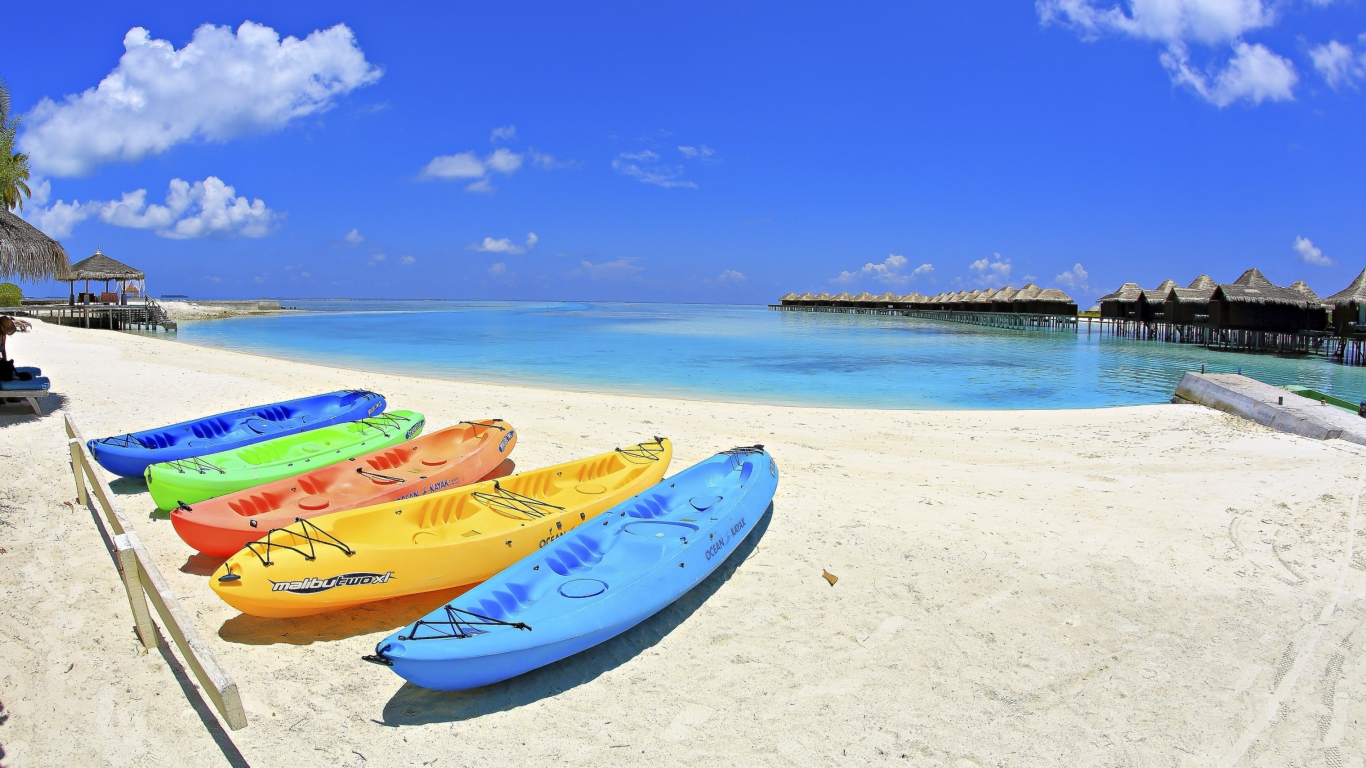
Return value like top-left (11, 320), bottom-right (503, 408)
top-left (88, 390), bottom-right (386, 478)
top-left (146, 411), bottom-right (425, 509)
top-left (170, 420), bottom-right (516, 556)
top-left (211, 438), bottom-right (671, 618)
top-left (366, 445), bottom-right (777, 690)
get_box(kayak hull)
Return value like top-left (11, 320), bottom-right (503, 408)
top-left (146, 411), bottom-right (424, 509)
top-left (372, 446), bottom-right (777, 690)
top-left (210, 438), bottom-right (672, 618)
top-left (169, 421), bottom-right (516, 556)
top-left (88, 390), bottom-right (385, 478)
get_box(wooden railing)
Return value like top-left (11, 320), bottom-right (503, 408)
top-left (64, 414), bottom-right (247, 730)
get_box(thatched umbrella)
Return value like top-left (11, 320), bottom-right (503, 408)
top-left (0, 208), bottom-right (71, 282)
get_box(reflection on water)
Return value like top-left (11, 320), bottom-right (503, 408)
top-left (171, 301), bottom-right (1366, 410)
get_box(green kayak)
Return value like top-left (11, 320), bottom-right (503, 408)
top-left (145, 411), bottom-right (425, 510)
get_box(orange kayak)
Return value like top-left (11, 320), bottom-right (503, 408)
top-left (170, 420), bottom-right (517, 556)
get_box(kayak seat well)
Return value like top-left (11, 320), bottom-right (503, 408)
top-left (189, 418), bottom-right (237, 441)
top-left (366, 448), bottom-right (411, 471)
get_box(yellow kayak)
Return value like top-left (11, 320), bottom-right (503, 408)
top-left (211, 438), bottom-right (671, 617)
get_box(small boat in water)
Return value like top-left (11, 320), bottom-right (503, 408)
top-left (145, 411), bottom-right (425, 509)
top-left (88, 390), bottom-right (386, 478)
top-left (170, 420), bottom-right (516, 556)
top-left (364, 445), bottom-right (777, 690)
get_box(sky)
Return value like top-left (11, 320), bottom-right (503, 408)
top-left (4, 1), bottom-right (1366, 306)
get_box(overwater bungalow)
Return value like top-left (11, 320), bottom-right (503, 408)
top-left (991, 286), bottom-right (1018, 313)
top-left (1166, 275), bottom-right (1217, 325)
top-left (1029, 288), bottom-right (1078, 316)
top-left (1139, 280), bottom-right (1178, 322)
top-left (1209, 268), bottom-right (1325, 332)
top-left (850, 291), bottom-right (877, 307)
top-left (1324, 268), bottom-right (1366, 336)
top-left (1098, 282), bottom-right (1142, 319)
top-left (814, 292), bottom-right (834, 306)
top-left (831, 292), bottom-right (854, 306)
top-left (1010, 284), bottom-right (1042, 314)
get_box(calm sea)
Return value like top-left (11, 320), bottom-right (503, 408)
top-left (168, 301), bottom-right (1366, 410)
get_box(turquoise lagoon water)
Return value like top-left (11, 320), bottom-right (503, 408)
top-left (170, 301), bottom-right (1366, 410)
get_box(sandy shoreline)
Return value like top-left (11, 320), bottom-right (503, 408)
top-left (2, 320), bottom-right (1365, 767)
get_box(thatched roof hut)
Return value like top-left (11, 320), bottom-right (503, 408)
top-left (1097, 282), bottom-right (1142, 319)
top-left (1010, 284), bottom-right (1041, 313)
top-left (990, 286), bottom-right (1017, 313)
top-left (1138, 280), bottom-right (1178, 321)
top-left (1323, 268), bottom-right (1366, 335)
top-left (1210, 268), bottom-right (1325, 332)
top-left (0, 209), bottom-right (71, 282)
top-left (1162, 275), bottom-right (1219, 325)
top-left (1028, 288), bottom-right (1078, 316)
top-left (61, 247), bottom-right (147, 304)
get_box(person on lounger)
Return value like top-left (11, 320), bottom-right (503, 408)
top-left (1, 316), bottom-right (33, 382)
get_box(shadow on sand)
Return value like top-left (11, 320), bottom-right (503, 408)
top-left (376, 503), bottom-right (774, 726)
top-left (218, 583), bottom-right (479, 646)
top-left (109, 476), bottom-right (146, 496)
top-left (180, 552), bottom-right (228, 576)
top-left (0, 392), bottom-right (67, 426)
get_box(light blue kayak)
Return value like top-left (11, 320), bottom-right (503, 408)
top-left (365, 445), bottom-right (778, 690)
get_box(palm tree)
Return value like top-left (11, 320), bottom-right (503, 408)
top-left (0, 77), bottom-right (32, 212)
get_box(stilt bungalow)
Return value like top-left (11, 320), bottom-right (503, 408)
top-left (1098, 282), bottom-right (1142, 320)
top-left (1209, 268), bottom-right (1323, 332)
top-left (1324, 268), bottom-right (1366, 336)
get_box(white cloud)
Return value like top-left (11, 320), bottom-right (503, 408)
top-left (399, 255), bottom-right (416, 265)
top-left (714, 269), bottom-right (746, 283)
top-left (1162, 41), bottom-right (1296, 106)
top-left (367, 253), bottom-right (386, 266)
top-left (678, 145), bottom-right (715, 159)
top-left (1038, 0), bottom-right (1300, 107)
top-left (578, 258), bottom-right (643, 280)
top-left (24, 199), bottom-right (96, 239)
top-left (1054, 262), bottom-right (1092, 293)
top-left (612, 151), bottom-right (697, 189)
top-left (20, 22), bottom-right (380, 177)
top-left (488, 262), bottom-right (507, 276)
top-left (1038, 0), bottom-right (1275, 45)
top-left (420, 144), bottom-right (549, 192)
top-left (23, 175), bottom-right (276, 239)
top-left (969, 254), bottom-right (1012, 285)
top-left (1311, 40), bottom-right (1366, 89)
top-left (484, 147), bottom-right (523, 174)
top-left (1294, 235), bottom-right (1333, 266)
top-left (833, 254), bottom-right (930, 287)
top-left (421, 151), bottom-right (488, 179)
top-left (467, 231), bottom-right (538, 255)
top-left (345, 228), bottom-right (364, 244)
top-left (490, 125), bottom-right (516, 143)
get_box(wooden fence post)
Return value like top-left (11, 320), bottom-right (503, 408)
top-left (67, 438), bottom-right (88, 506)
top-left (113, 533), bottom-right (158, 649)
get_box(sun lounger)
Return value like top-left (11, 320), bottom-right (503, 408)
top-left (1, 373), bottom-right (51, 415)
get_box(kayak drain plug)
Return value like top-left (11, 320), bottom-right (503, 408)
top-left (249, 520), bottom-right (258, 527)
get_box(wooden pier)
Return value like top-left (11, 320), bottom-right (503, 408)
top-left (769, 304), bottom-right (1078, 331)
top-left (770, 304), bottom-right (1366, 364)
top-left (6, 298), bottom-right (176, 332)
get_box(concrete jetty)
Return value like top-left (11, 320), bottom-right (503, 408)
top-left (1174, 372), bottom-right (1366, 446)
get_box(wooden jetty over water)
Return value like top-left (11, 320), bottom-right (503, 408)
top-left (9, 298), bottom-right (177, 332)
top-left (771, 266), bottom-right (1366, 365)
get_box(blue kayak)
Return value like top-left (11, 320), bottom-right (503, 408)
top-left (88, 390), bottom-right (386, 478)
top-left (365, 445), bottom-right (778, 690)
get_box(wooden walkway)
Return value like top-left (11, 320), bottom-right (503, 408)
top-left (6, 299), bottom-right (176, 332)
top-left (770, 305), bottom-right (1366, 364)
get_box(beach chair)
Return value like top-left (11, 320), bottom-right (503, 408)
top-left (2, 367), bottom-right (51, 416)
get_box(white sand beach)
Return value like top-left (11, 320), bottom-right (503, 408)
top-left (2, 320), bottom-right (1364, 767)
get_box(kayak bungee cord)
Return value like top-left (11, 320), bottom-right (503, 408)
top-left (239, 517), bottom-right (355, 569)
top-left (355, 467), bottom-right (406, 484)
top-left (167, 455), bottom-right (228, 475)
top-left (359, 412), bottom-right (407, 438)
top-left (458, 419), bottom-right (507, 432)
top-left (362, 607), bottom-right (532, 666)
top-left (615, 437), bottom-right (667, 463)
top-left (720, 444), bottom-right (767, 469)
top-left (98, 433), bottom-right (149, 449)
top-left (471, 481), bottom-right (566, 520)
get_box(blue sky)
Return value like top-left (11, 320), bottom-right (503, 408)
top-left (5, 1), bottom-right (1366, 305)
